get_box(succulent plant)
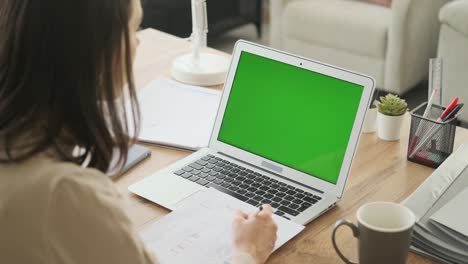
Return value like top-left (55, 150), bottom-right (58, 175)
top-left (377, 93), bottom-right (408, 116)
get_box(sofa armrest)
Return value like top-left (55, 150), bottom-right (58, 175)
top-left (384, 0), bottom-right (449, 94)
top-left (439, 0), bottom-right (468, 37)
top-left (270, 0), bottom-right (303, 48)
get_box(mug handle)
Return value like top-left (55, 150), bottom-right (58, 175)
top-left (332, 219), bottom-right (360, 264)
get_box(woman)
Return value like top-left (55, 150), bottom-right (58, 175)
top-left (0, 0), bottom-right (278, 263)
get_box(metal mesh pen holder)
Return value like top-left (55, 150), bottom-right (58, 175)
top-left (407, 103), bottom-right (457, 168)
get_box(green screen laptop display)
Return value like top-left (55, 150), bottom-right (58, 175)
top-left (218, 51), bottom-right (364, 184)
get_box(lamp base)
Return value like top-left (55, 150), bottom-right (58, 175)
top-left (171, 52), bottom-right (230, 86)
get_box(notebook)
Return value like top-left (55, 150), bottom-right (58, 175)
top-left (139, 188), bottom-right (305, 264)
top-left (135, 79), bottom-right (222, 150)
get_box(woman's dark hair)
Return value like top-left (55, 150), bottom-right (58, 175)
top-left (0, 0), bottom-right (140, 172)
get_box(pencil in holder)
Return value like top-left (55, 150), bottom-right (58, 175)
top-left (407, 103), bottom-right (457, 168)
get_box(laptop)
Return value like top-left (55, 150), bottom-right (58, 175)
top-left (129, 41), bottom-right (375, 225)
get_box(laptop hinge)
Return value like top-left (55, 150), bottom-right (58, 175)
top-left (218, 152), bottom-right (324, 194)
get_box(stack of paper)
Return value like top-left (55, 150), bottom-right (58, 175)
top-left (403, 144), bottom-right (468, 263)
top-left (139, 188), bottom-right (305, 264)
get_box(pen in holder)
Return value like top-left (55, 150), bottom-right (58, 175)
top-left (407, 103), bottom-right (457, 168)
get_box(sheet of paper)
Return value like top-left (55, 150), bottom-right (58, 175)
top-left (431, 187), bottom-right (468, 238)
top-left (140, 188), bottom-right (305, 264)
top-left (133, 79), bottom-right (221, 150)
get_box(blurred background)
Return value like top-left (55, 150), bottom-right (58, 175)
top-left (140, 0), bottom-right (468, 126)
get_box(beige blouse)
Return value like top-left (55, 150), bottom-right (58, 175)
top-left (0, 153), bottom-right (255, 264)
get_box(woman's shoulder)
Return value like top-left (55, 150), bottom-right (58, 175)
top-left (31, 154), bottom-right (110, 188)
top-left (0, 153), bottom-right (116, 201)
top-left (0, 154), bottom-right (124, 254)
top-left (35, 155), bottom-right (118, 200)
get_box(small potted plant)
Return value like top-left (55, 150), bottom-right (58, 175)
top-left (377, 93), bottom-right (408, 141)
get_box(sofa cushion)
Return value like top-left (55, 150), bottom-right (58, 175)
top-left (282, 0), bottom-right (391, 59)
top-left (439, 0), bottom-right (468, 37)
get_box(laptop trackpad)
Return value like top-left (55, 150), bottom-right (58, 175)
top-left (129, 173), bottom-right (205, 210)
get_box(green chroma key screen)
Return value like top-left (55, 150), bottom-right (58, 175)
top-left (218, 51), bottom-right (364, 184)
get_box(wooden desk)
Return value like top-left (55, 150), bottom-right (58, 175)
top-left (116, 29), bottom-right (468, 263)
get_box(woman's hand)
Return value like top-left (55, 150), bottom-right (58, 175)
top-left (231, 204), bottom-right (278, 264)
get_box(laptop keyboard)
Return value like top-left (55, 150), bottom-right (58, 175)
top-left (173, 154), bottom-right (322, 218)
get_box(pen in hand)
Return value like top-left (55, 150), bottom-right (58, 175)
top-left (232, 204), bottom-right (278, 264)
top-left (255, 205), bottom-right (264, 217)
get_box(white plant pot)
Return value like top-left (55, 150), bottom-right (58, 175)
top-left (362, 108), bottom-right (377, 133)
top-left (377, 112), bottom-right (405, 141)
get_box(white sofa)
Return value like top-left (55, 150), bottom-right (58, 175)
top-left (270, 0), bottom-right (449, 95)
top-left (438, 0), bottom-right (468, 124)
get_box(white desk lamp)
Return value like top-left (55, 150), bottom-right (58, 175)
top-left (171, 0), bottom-right (230, 86)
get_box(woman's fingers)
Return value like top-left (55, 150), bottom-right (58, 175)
top-left (258, 204), bottom-right (273, 217)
